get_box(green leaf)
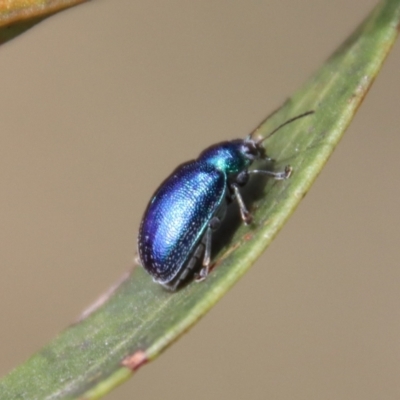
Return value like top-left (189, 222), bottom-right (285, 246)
top-left (1, 0), bottom-right (399, 399)
top-left (0, 0), bottom-right (89, 45)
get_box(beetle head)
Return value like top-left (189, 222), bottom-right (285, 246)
top-left (241, 137), bottom-right (266, 161)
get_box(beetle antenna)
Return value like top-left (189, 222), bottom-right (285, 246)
top-left (256, 110), bottom-right (314, 145)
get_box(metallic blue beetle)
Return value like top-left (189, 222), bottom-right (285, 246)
top-left (138, 111), bottom-right (313, 290)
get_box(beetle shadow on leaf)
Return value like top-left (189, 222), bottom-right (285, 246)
top-left (211, 162), bottom-right (274, 259)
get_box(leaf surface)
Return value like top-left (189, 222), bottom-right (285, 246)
top-left (1, 0), bottom-right (399, 398)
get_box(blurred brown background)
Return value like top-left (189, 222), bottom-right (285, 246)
top-left (1, 1), bottom-right (399, 399)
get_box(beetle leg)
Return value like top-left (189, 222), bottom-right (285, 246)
top-left (248, 165), bottom-right (292, 180)
top-left (231, 183), bottom-right (252, 225)
top-left (197, 217), bottom-right (221, 281)
top-left (203, 226), bottom-right (212, 270)
top-left (196, 229), bottom-right (212, 281)
top-left (236, 170), bottom-right (249, 186)
top-left (202, 217), bottom-right (220, 268)
top-left (166, 244), bottom-right (205, 291)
